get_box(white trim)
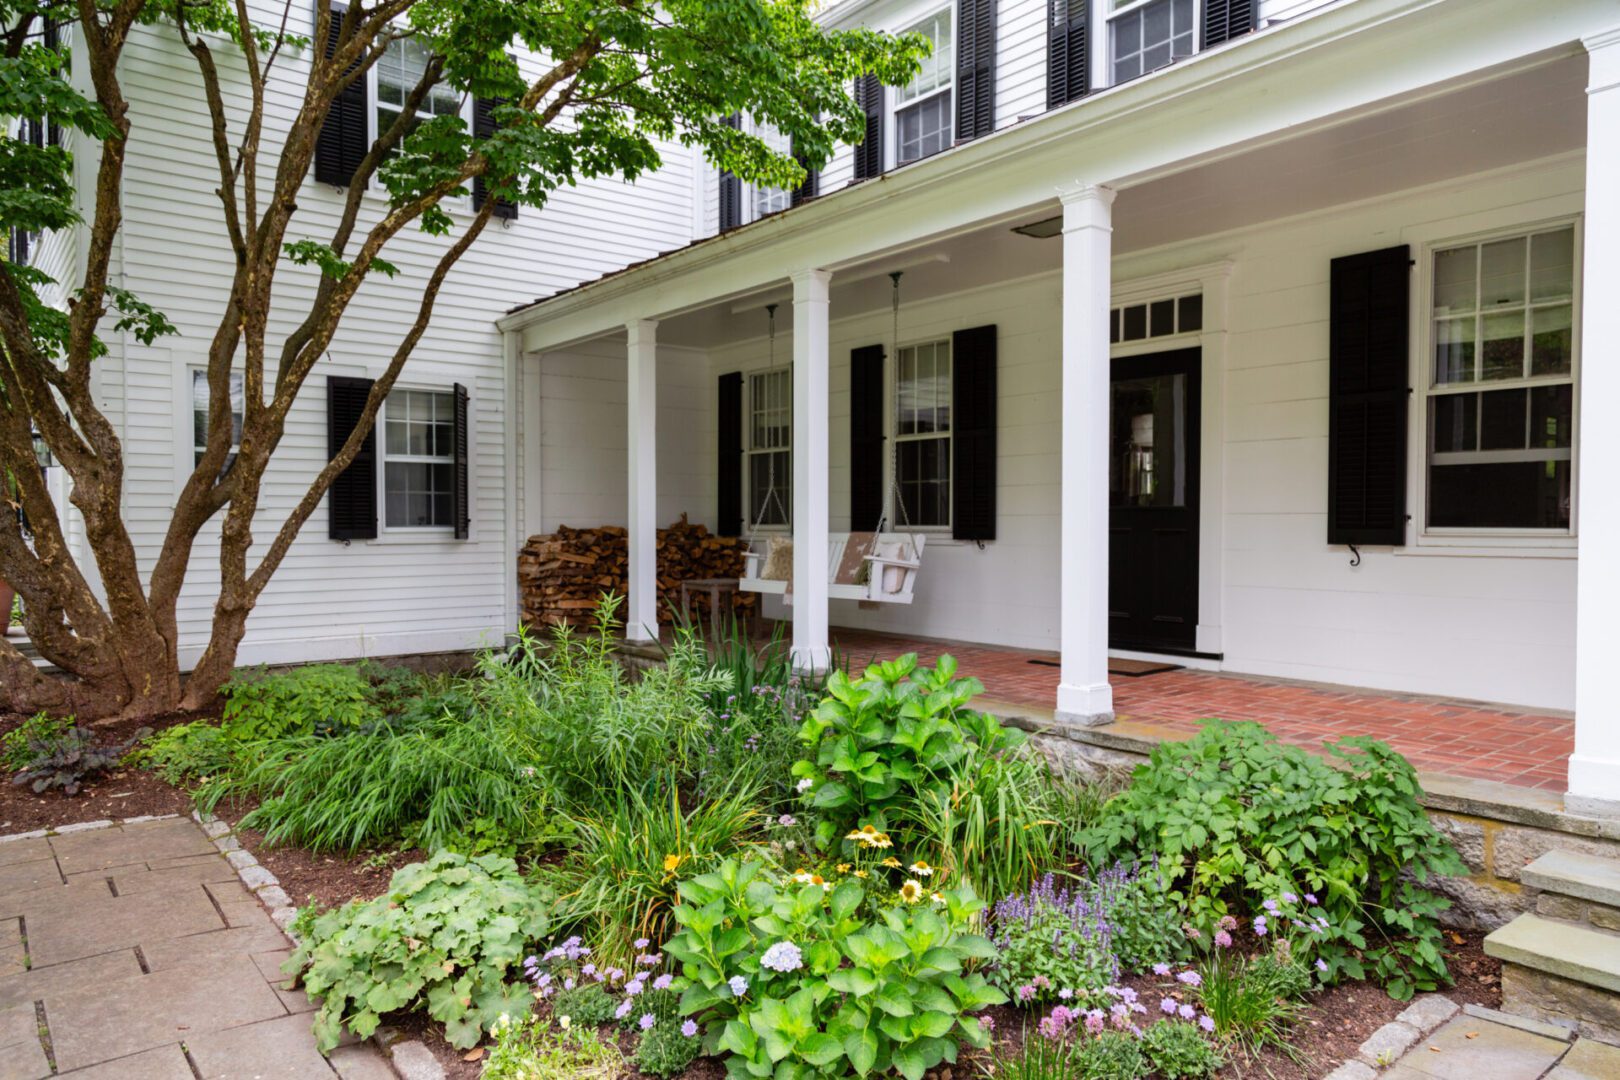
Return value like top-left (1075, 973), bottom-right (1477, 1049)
top-left (888, 335), bottom-right (955, 530)
top-left (372, 382), bottom-right (467, 541)
top-left (366, 34), bottom-right (474, 212)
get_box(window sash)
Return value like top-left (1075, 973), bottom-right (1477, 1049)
top-left (896, 91), bottom-right (953, 165)
top-left (382, 388), bottom-right (455, 528)
top-left (747, 369), bottom-right (791, 527)
top-left (894, 341), bottom-right (953, 528)
top-left (191, 369), bottom-right (244, 471)
top-left (1110, 0), bottom-right (1196, 85)
top-left (897, 10), bottom-right (954, 104)
top-left (1422, 224), bottom-right (1579, 534)
top-left (374, 36), bottom-right (463, 149)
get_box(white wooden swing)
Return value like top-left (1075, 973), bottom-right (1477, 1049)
top-left (737, 278), bottom-right (927, 605)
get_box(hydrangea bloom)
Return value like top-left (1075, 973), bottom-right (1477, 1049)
top-left (728, 975), bottom-right (749, 998)
top-left (761, 941), bottom-right (804, 973)
top-left (681, 1020), bottom-right (699, 1038)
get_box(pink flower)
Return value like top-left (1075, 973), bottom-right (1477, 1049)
top-left (1199, 1014), bottom-right (1215, 1033)
top-left (1160, 997), bottom-right (1178, 1015)
top-left (1214, 930), bottom-right (1233, 948)
top-left (1178, 1003), bottom-right (1196, 1020)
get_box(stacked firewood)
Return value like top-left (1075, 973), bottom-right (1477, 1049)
top-left (517, 516), bottom-right (755, 630)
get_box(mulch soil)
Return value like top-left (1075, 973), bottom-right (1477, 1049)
top-left (0, 710), bottom-right (1505, 1080)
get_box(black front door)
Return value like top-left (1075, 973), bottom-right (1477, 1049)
top-left (1109, 348), bottom-right (1201, 653)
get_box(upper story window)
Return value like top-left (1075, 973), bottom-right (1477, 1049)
top-left (1110, 0), bottom-right (1196, 84)
top-left (747, 369), bottom-right (792, 527)
top-left (895, 339), bottom-right (953, 527)
top-left (383, 388), bottom-right (456, 529)
top-left (1111, 291), bottom-right (1203, 344)
top-left (375, 36), bottom-right (464, 148)
top-left (1425, 225), bottom-right (1577, 532)
top-left (750, 120), bottom-right (793, 220)
top-left (895, 9), bottom-right (954, 166)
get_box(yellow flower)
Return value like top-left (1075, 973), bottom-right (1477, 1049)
top-left (663, 853), bottom-right (685, 874)
top-left (836, 863), bottom-right (851, 874)
top-left (882, 857), bottom-right (902, 869)
top-left (899, 879), bottom-right (923, 904)
top-left (846, 825), bottom-right (879, 841)
top-left (909, 861), bottom-right (934, 877)
top-left (853, 870), bottom-right (869, 879)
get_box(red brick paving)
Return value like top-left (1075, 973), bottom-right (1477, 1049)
top-left (818, 626), bottom-right (1574, 793)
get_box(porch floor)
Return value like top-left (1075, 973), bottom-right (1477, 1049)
top-left (814, 626), bottom-right (1574, 793)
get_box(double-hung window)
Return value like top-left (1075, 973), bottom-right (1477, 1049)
top-left (895, 10), bottom-right (954, 166)
top-left (191, 369), bottom-right (244, 477)
top-left (750, 119), bottom-right (792, 221)
top-left (382, 388), bottom-right (456, 529)
top-left (1425, 225), bottom-right (1577, 532)
top-left (895, 340), bottom-right (952, 527)
top-left (375, 35), bottom-right (463, 148)
top-left (747, 369), bottom-right (791, 527)
top-left (1110, 0), bottom-right (1196, 84)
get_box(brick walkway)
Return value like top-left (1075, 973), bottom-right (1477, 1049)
top-left (817, 626), bottom-right (1575, 793)
top-left (0, 817), bottom-right (391, 1079)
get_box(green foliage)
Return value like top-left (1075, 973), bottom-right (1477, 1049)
top-left (2, 712), bottom-right (68, 770)
top-left (130, 721), bottom-right (237, 786)
top-left (483, 1015), bottom-right (622, 1080)
top-left (1194, 948), bottom-right (1309, 1057)
top-left (551, 981), bottom-right (620, 1026)
top-left (8, 721), bottom-right (148, 795)
top-left (635, 1017), bottom-right (705, 1078)
top-left (1074, 1030), bottom-right (1150, 1079)
top-left (1139, 1020), bottom-right (1223, 1079)
top-left (539, 779), bottom-right (762, 969)
top-left (288, 851), bottom-right (551, 1051)
top-left (1079, 720), bottom-right (1467, 998)
top-left (987, 868), bottom-right (1185, 1004)
top-left (221, 663), bottom-right (378, 742)
top-left (979, 1032), bottom-right (1085, 1080)
top-left (665, 857), bottom-right (1006, 1080)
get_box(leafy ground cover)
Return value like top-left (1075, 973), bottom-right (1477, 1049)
top-left (0, 605), bottom-right (1503, 1079)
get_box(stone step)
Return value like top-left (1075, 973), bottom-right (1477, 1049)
top-left (1525, 849), bottom-right (1620, 909)
top-left (1485, 913), bottom-right (1620, 994)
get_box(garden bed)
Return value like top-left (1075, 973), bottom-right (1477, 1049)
top-left (0, 619), bottom-right (1505, 1080)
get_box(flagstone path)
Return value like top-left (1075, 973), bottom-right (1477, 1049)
top-left (0, 816), bottom-right (394, 1079)
top-left (1330, 1002), bottom-right (1620, 1080)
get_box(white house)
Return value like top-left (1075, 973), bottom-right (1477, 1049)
top-left (497, 0), bottom-right (1620, 814)
top-left (19, 2), bottom-right (706, 669)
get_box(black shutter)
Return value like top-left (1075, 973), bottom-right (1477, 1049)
top-left (1047, 0), bottom-right (1089, 109)
top-left (956, 0), bottom-right (996, 141)
top-left (1328, 246), bottom-right (1409, 547)
top-left (473, 96), bottom-right (519, 221)
top-left (327, 375), bottom-right (378, 541)
top-left (452, 382), bottom-right (470, 539)
top-left (718, 113), bottom-right (742, 231)
top-left (952, 325), bottom-right (997, 541)
top-left (1202, 0), bottom-right (1256, 49)
top-left (314, 4), bottom-right (368, 188)
top-left (717, 372), bottom-right (743, 536)
top-left (853, 75), bottom-right (884, 181)
top-left (43, 22), bottom-right (61, 146)
top-left (850, 345), bottom-right (886, 531)
top-left (790, 138), bottom-right (819, 207)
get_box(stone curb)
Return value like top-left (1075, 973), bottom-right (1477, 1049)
top-left (0, 813), bottom-right (179, 844)
top-left (1336, 993), bottom-right (1462, 1072)
top-left (190, 810), bottom-right (447, 1080)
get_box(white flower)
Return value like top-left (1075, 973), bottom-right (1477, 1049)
top-left (558, 1015), bottom-right (571, 1030)
top-left (796, 778), bottom-right (814, 793)
top-left (761, 941), bottom-right (804, 973)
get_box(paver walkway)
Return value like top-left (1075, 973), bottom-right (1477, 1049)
top-left (1373, 1012), bottom-right (1620, 1079)
top-left (0, 817), bottom-right (393, 1079)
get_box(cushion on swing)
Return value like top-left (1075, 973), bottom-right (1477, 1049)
top-left (835, 532), bottom-right (877, 585)
top-left (761, 537), bottom-right (794, 581)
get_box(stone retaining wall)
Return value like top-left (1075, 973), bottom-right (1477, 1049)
top-left (1015, 719), bottom-right (1620, 932)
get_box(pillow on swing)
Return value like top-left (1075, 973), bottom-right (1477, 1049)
top-left (761, 537), bottom-right (794, 581)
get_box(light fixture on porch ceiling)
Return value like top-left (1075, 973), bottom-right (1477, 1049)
top-left (1011, 215), bottom-right (1062, 239)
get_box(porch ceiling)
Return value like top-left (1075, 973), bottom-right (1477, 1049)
top-left (653, 50), bottom-right (1586, 351)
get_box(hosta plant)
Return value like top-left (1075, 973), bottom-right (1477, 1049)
top-left (791, 653), bottom-right (1028, 853)
top-left (286, 851), bottom-right (550, 1050)
top-left (665, 858), bottom-right (1006, 1079)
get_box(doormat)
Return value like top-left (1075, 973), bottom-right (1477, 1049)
top-left (1026, 657), bottom-right (1184, 677)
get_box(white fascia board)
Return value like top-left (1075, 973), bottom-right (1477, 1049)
top-left (503, 0), bottom-right (1613, 353)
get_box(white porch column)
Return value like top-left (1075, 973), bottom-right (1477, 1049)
top-left (1568, 26), bottom-right (1620, 814)
top-left (1055, 183), bottom-right (1116, 727)
top-left (791, 269), bottom-right (833, 672)
top-left (625, 319), bottom-right (659, 642)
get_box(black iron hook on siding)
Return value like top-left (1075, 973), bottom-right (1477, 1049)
top-left (1348, 543), bottom-right (1361, 568)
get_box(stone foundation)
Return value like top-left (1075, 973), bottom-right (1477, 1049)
top-left (1501, 964), bottom-right (1620, 1044)
top-left (1009, 710), bottom-right (1620, 932)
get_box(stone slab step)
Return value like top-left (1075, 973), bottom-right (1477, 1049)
top-left (1485, 913), bottom-right (1620, 993)
top-left (1525, 849), bottom-right (1620, 909)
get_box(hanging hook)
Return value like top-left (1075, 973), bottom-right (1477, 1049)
top-left (1348, 543), bottom-right (1362, 568)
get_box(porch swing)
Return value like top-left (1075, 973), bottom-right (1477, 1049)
top-left (737, 275), bottom-right (928, 605)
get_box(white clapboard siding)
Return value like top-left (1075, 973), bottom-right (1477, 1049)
top-left (72, 3), bottom-right (698, 668)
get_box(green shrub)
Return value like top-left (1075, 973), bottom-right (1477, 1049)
top-left (2, 712), bottom-right (69, 771)
top-left (979, 1030), bottom-right (1084, 1080)
top-left (483, 1015), bottom-right (622, 1080)
top-left (665, 857), bottom-right (1006, 1080)
top-left (634, 1017), bottom-right (704, 1078)
top-left (539, 780), bottom-right (761, 968)
top-left (221, 663), bottom-right (378, 742)
top-left (131, 721), bottom-right (238, 786)
top-left (1080, 720), bottom-right (1467, 998)
top-left (1193, 946), bottom-right (1309, 1056)
top-left (287, 851), bottom-right (551, 1050)
top-left (551, 981), bottom-right (619, 1026)
top-left (987, 867), bottom-right (1185, 1004)
top-left (1075, 1029), bottom-right (1150, 1079)
top-left (1139, 1019), bottom-right (1223, 1079)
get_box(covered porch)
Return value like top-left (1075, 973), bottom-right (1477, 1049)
top-left (501, 1), bottom-right (1620, 814)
